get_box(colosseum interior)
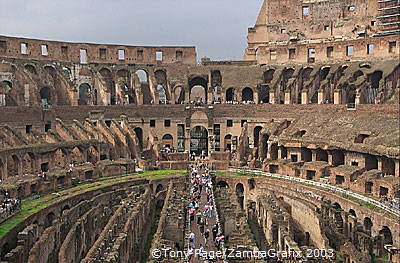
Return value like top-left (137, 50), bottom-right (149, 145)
top-left (0, 0), bottom-right (399, 262)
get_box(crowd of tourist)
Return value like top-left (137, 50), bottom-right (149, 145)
top-left (187, 162), bottom-right (224, 262)
top-left (380, 196), bottom-right (400, 211)
top-left (0, 188), bottom-right (21, 223)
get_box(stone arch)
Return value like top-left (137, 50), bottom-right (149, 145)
top-left (217, 180), bottom-right (229, 188)
top-left (253, 126), bottom-right (263, 148)
top-left (378, 226), bottom-right (393, 245)
top-left (99, 68), bottom-right (115, 105)
top-left (134, 69), bottom-right (151, 104)
top-left (78, 83), bottom-right (91, 105)
top-left (87, 146), bottom-right (98, 164)
top-left (319, 66), bottom-right (330, 80)
top-left (348, 209), bottom-right (356, 218)
top-left (364, 217), bottom-right (373, 234)
top-left (44, 212), bottom-right (56, 228)
top-left (302, 67), bottom-right (314, 80)
top-left (70, 147), bottom-right (84, 164)
top-left (190, 125), bottom-right (208, 156)
top-left (248, 178), bottom-right (256, 190)
top-left (189, 76), bottom-right (208, 103)
top-left (7, 154), bottom-right (20, 177)
top-left (162, 134), bottom-right (173, 148)
top-left (236, 183), bottom-right (245, 209)
top-left (263, 69), bottom-right (275, 83)
top-left (226, 87), bottom-right (235, 102)
top-left (156, 184), bottom-right (164, 193)
top-left (24, 64), bottom-right (37, 74)
top-left (211, 70), bottom-right (222, 87)
top-left (134, 127), bottom-right (144, 151)
top-left (241, 87), bottom-right (254, 102)
top-left (0, 80), bottom-right (17, 106)
top-left (22, 152), bottom-right (35, 174)
top-left (316, 149), bottom-right (328, 162)
top-left (224, 134), bottom-right (232, 152)
top-left (173, 85), bottom-right (185, 104)
top-left (155, 70), bottom-right (169, 104)
top-left (116, 69), bottom-right (132, 105)
top-left (39, 87), bottom-right (52, 105)
top-left (259, 85), bottom-right (269, 103)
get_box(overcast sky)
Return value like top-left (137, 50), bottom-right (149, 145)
top-left (0, 0), bottom-right (263, 61)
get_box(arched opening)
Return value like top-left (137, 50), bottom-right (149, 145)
top-left (345, 85), bottom-right (356, 104)
top-left (39, 87), bottom-right (52, 105)
top-left (263, 69), bottom-right (275, 83)
top-left (364, 217), bottom-right (373, 234)
top-left (22, 152), bottom-right (35, 174)
top-left (365, 155), bottom-right (378, 170)
top-left (302, 67), bottom-right (313, 80)
top-left (134, 127), bottom-right (144, 151)
top-left (241, 88), bottom-right (254, 102)
top-left (259, 85), bottom-right (269, 103)
top-left (253, 126), bottom-right (263, 148)
top-left (379, 226), bottom-right (393, 245)
top-left (348, 209), bottom-right (356, 218)
top-left (156, 184), bottom-right (164, 193)
top-left (316, 149), bottom-right (328, 162)
top-left (7, 155), bottom-right (20, 177)
top-left (44, 212), bottom-right (56, 227)
top-left (162, 134), bottom-right (173, 149)
top-left (261, 134), bottom-right (271, 159)
top-left (224, 134), bottom-right (232, 152)
top-left (99, 68), bottom-right (115, 105)
top-left (70, 147), bottom-right (84, 165)
top-left (248, 178), bottom-right (256, 190)
top-left (174, 86), bottom-right (185, 104)
top-left (189, 77), bottom-right (208, 104)
top-left (226, 88), bottom-right (234, 102)
top-left (87, 146), bottom-right (98, 164)
top-left (116, 69), bottom-right (133, 105)
top-left (190, 126), bottom-right (208, 156)
top-left (381, 157), bottom-right (395, 176)
top-left (217, 181), bottom-right (229, 188)
top-left (365, 181), bottom-right (373, 194)
top-left (236, 183), bottom-right (245, 209)
top-left (155, 70), bottom-right (169, 104)
top-left (134, 69), bottom-right (151, 104)
top-left (0, 80), bottom-right (17, 106)
top-left (156, 85), bottom-right (168, 104)
top-left (211, 70), bottom-right (222, 102)
top-left (319, 67), bottom-right (330, 80)
top-left (24, 64), bottom-right (37, 74)
top-left (78, 83), bottom-right (91, 105)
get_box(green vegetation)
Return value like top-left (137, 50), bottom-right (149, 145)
top-left (0, 169), bottom-right (185, 237)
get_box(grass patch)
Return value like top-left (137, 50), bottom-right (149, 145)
top-left (0, 170), bottom-right (186, 237)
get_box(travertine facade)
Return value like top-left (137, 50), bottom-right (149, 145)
top-left (244, 0), bottom-right (399, 64)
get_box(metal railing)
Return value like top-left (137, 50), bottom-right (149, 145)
top-left (229, 168), bottom-right (400, 217)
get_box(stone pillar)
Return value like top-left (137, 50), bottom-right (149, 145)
top-left (317, 89), bottom-right (324, 104)
top-left (24, 84), bottom-right (30, 106)
top-left (0, 94), bottom-right (5, 106)
top-left (328, 152), bottom-right (334, 166)
top-left (355, 94), bottom-right (361, 105)
top-left (284, 91), bottom-right (291, 104)
top-left (395, 159), bottom-right (400, 177)
top-left (377, 158), bottom-right (383, 171)
top-left (334, 89), bottom-right (342, 104)
top-left (185, 87), bottom-right (190, 103)
top-left (269, 92), bottom-right (275, 104)
top-left (312, 150), bottom-right (317, 161)
top-left (301, 90), bottom-right (308, 104)
top-left (253, 91), bottom-right (259, 104)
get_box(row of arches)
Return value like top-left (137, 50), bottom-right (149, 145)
top-left (0, 146), bottom-right (99, 180)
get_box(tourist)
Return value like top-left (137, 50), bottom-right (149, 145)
top-left (204, 229), bottom-right (210, 247)
top-left (212, 224), bottom-right (218, 240)
top-left (189, 232), bottom-right (196, 248)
